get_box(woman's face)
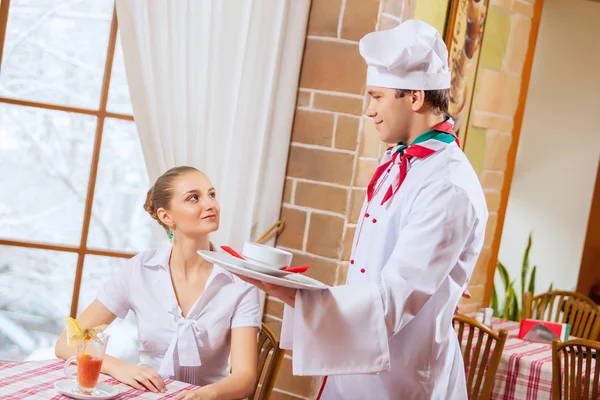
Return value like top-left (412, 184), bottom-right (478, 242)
top-left (158, 171), bottom-right (220, 237)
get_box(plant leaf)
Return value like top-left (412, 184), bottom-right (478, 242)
top-left (506, 283), bottom-right (515, 321)
top-left (506, 279), bottom-right (517, 321)
top-left (497, 261), bottom-right (511, 318)
top-left (527, 264), bottom-right (537, 310)
top-left (497, 262), bottom-right (510, 292)
top-left (514, 290), bottom-right (522, 321)
top-left (521, 232), bottom-right (532, 305)
top-left (491, 285), bottom-right (500, 318)
top-left (525, 265), bottom-right (537, 314)
top-left (508, 282), bottom-right (520, 322)
top-left (548, 282), bottom-right (554, 292)
top-left (528, 265), bottom-right (537, 294)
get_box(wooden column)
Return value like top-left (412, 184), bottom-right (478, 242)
top-left (576, 161), bottom-right (600, 299)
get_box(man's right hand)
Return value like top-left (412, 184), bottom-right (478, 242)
top-left (109, 361), bottom-right (166, 393)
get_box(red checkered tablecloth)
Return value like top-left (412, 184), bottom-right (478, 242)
top-left (482, 318), bottom-right (555, 400)
top-left (0, 359), bottom-right (199, 399)
top-left (464, 318), bottom-right (599, 400)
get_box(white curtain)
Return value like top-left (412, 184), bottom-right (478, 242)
top-left (115, 0), bottom-right (310, 250)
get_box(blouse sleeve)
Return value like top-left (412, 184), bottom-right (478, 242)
top-left (96, 255), bottom-right (138, 319)
top-left (231, 283), bottom-right (263, 329)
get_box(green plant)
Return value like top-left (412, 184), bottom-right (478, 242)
top-left (490, 232), bottom-right (553, 321)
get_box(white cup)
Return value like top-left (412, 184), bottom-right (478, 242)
top-left (242, 242), bottom-right (292, 269)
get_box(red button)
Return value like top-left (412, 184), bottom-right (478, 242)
top-left (387, 169), bottom-right (391, 173)
top-left (360, 268), bottom-right (366, 273)
top-left (372, 218), bottom-right (377, 223)
top-left (350, 260), bottom-right (355, 265)
top-left (365, 213), bottom-right (370, 218)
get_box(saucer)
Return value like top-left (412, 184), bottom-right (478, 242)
top-left (54, 380), bottom-right (119, 399)
top-left (199, 250), bottom-right (328, 290)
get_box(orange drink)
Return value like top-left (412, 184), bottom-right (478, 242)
top-left (77, 353), bottom-right (104, 391)
top-left (64, 331), bottom-right (109, 395)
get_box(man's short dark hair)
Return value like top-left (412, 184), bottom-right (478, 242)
top-left (395, 89), bottom-right (449, 115)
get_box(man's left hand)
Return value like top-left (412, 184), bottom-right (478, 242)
top-left (454, 289), bottom-right (472, 315)
top-left (233, 275), bottom-right (297, 307)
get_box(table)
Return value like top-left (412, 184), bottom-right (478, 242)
top-left (481, 318), bottom-right (556, 400)
top-left (483, 318), bottom-right (599, 400)
top-left (0, 359), bottom-right (198, 399)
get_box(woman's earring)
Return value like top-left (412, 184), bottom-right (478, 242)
top-left (168, 232), bottom-right (174, 239)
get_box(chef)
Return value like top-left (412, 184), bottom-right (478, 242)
top-left (239, 19), bottom-right (488, 399)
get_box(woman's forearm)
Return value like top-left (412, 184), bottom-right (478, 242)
top-left (199, 371), bottom-right (256, 400)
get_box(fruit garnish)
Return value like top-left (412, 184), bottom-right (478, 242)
top-left (63, 317), bottom-right (108, 348)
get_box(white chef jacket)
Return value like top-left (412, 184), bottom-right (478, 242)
top-left (97, 245), bottom-right (262, 386)
top-left (281, 141), bottom-right (488, 400)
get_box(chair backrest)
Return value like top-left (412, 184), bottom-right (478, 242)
top-left (552, 338), bottom-right (600, 400)
top-left (524, 291), bottom-right (600, 340)
top-left (453, 314), bottom-right (508, 400)
top-left (249, 323), bottom-right (284, 400)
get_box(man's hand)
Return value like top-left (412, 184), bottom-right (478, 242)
top-left (454, 289), bottom-right (472, 315)
top-left (234, 275), bottom-right (298, 307)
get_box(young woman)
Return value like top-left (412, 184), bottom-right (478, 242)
top-left (55, 166), bottom-right (261, 400)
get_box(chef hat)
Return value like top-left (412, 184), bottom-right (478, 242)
top-left (359, 19), bottom-right (451, 90)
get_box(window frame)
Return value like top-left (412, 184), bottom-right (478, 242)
top-left (0, 1), bottom-right (138, 318)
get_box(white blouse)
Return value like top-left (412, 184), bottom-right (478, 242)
top-left (97, 245), bottom-right (262, 386)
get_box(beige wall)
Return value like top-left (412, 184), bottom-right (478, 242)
top-left (461, 0), bottom-right (541, 309)
top-left (498, 0), bottom-right (600, 294)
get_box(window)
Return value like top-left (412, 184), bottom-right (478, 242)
top-left (0, 0), bottom-right (160, 363)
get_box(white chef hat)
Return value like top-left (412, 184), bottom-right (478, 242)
top-left (359, 19), bottom-right (451, 90)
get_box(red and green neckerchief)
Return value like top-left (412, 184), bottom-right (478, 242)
top-left (367, 117), bottom-right (459, 205)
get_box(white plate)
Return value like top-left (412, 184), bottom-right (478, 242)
top-left (199, 251), bottom-right (329, 290)
top-left (54, 380), bottom-right (119, 399)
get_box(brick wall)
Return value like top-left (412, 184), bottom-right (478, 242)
top-left (266, 1), bottom-right (410, 398)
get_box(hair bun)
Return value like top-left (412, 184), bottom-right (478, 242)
top-left (143, 186), bottom-right (160, 222)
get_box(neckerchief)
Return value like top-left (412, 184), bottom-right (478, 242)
top-left (367, 118), bottom-right (459, 205)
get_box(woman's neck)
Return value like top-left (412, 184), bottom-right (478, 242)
top-left (169, 234), bottom-right (213, 279)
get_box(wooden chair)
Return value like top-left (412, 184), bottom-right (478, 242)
top-left (524, 291), bottom-right (600, 340)
top-left (249, 323), bottom-right (284, 400)
top-left (552, 338), bottom-right (600, 399)
top-left (454, 314), bottom-right (508, 400)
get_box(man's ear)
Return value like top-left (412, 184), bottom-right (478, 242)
top-left (410, 90), bottom-right (426, 112)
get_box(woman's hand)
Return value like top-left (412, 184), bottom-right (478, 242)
top-left (110, 362), bottom-right (165, 393)
top-left (174, 388), bottom-right (218, 400)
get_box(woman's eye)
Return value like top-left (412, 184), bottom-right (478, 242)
top-left (188, 194), bottom-right (198, 202)
top-left (209, 192), bottom-right (216, 199)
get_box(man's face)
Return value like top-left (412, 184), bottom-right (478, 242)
top-left (365, 86), bottom-right (413, 144)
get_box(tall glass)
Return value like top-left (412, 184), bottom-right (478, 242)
top-left (476, 307), bottom-right (494, 329)
top-left (63, 332), bottom-right (109, 395)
